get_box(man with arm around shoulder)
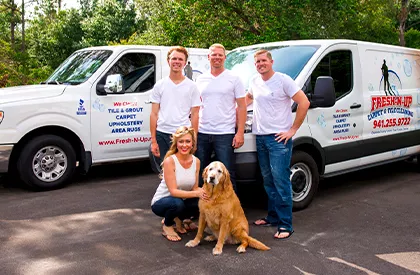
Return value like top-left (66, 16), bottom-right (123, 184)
top-left (247, 50), bottom-right (310, 239)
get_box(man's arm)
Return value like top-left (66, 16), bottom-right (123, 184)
top-left (190, 106), bottom-right (200, 135)
top-left (245, 92), bottom-right (253, 106)
top-left (233, 97), bottom-right (246, 148)
top-left (275, 90), bottom-right (310, 144)
top-left (150, 103), bottom-right (160, 157)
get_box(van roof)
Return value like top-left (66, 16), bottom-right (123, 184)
top-left (230, 39), bottom-right (419, 52)
top-left (77, 45), bottom-right (207, 54)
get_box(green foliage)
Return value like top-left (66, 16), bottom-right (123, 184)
top-left (81, 0), bottom-right (141, 46)
top-left (2, 0), bottom-right (420, 87)
top-left (405, 28), bottom-right (420, 48)
top-left (132, 0), bottom-right (400, 49)
top-left (27, 8), bottom-right (85, 69)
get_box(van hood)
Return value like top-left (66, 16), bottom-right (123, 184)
top-left (0, 85), bottom-right (66, 104)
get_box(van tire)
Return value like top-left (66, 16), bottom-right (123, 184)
top-left (291, 151), bottom-right (319, 211)
top-left (17, 135), bottom-right (76, 190)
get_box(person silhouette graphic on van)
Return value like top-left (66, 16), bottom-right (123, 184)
top-left (381, 60), bottom-right (395, 96)
top-left (184, 61), bottom-right (193, 80)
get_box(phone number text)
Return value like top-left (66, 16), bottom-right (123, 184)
top-left (373, 118), bottom-right (411, 128)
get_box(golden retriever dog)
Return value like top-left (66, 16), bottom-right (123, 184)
top-left (185, 161), bottom-right (270, 255)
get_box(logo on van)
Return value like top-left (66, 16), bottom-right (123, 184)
top-left (77, 99), bottom-right (87, 115)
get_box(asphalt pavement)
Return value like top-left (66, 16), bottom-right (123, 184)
top-left (0, 159), bottom-right (419, 275)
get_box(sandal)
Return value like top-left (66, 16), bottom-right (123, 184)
top-left (162, 231), bottom-right (181, 242)
top-left (274, 228), bottom-right (294, 240)
top-left (253, 218), bottom-right (278, 227)
top-left (162, 225), bottom-right (181, 242)
top-left (183, 219), bottom-right (198, 231)
top-left (174, 217), bottom-right (187, 234)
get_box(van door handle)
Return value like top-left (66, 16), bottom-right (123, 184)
top-left (144, 100), bottom-right (152, 104)
top-left (350, 103), bottom-right (361, 109)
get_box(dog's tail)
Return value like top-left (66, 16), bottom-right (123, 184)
top-left (247, 236), bottom-right (270, 251)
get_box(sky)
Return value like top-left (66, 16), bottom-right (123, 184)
top-left (61, 0), bottom-right (80, 9)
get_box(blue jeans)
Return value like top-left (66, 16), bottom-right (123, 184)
top-left (196, 133), bottom-right (236, 192)
top-left (151, 196), bottom-right (199, 226)
top-left (256, 135), bottom-right (293, 232)
top-left (156, 131), bottom-right (171, 162)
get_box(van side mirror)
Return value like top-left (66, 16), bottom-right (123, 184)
top-left (104, 74), bottom-right (124, 94)
top-left (310, 76), bottom-right (336, 108)
top-left (96, 74), bottom-right (125, 95)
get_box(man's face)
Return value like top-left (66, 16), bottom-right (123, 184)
top-left (168, 51), bottom-right (187, 73)
top-left (208, 47), bottom-right (226, 69)
top-left (254, 53), bottom-right (273, 75)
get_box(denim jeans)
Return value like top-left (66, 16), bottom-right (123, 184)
top-left (156, 131), bottom-right (172, 163)
top-left (151, 196), bottom-right (199, 226)
top-left (196, 133), bottom-right (236, 192)
top-left (256, 135), bottom-right (293, 232)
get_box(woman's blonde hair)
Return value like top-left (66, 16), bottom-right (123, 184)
top-left (159, 126), bottom-right (196, 178)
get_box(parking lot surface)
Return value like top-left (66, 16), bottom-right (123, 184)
top-left (0, 160), bottom-right (419, 275)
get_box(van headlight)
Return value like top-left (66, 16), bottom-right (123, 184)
top-left (0, 111), bottom-right (3, 124)
top-left (244, 111), bottom-right (253, 133)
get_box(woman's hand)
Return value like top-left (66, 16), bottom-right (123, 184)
top-left (196, 188), bottom-right (209, 201)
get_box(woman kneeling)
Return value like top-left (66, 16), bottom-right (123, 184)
top-left (151, 126), bottom-right (208, 241)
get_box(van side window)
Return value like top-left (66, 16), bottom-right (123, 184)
top-left (101, 53), bottom-right (155, 94)
top-left (308, 50), bottom-right (353, 99)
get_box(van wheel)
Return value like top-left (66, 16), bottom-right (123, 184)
top-left (17, 135), bottom-right (76, 190)
top-left (148, 144), bottom-right (161, 174)
top-left (291, 151), bottom-right (319, 210)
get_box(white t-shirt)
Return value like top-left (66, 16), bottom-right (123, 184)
top-left (150, 77), bottom-right (201, 134)
top-left (151, 155), bottom-right (197, 206)
top-left (196, 70), bottom-right (245, 134)
top-left (248, 72), bottom-right (300, 135)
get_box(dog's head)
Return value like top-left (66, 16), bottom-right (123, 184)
top-left (203, 161), bottom-right (230, 186)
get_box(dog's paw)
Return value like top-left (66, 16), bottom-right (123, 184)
top-left (236, 245), bottom-right (246, 253)
top-left (185, 240), bottom-right (199, 248)
top-left (212, 247), bottom-right (223, 255)
top-left (204, 235), bottom-right (217, 242)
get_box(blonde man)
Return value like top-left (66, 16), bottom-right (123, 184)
top-left (195, 43), bottom-right (247, 192)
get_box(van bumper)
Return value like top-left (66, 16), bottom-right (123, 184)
top-left (0, 145), bottom-right (13, 173)
top-left (235, 152), bottom-right (260, 183)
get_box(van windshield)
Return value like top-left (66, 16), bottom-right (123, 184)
top-left (225, 45), bottom-right (319, 88)
top-left (45, 50), bottom-right (112, 85)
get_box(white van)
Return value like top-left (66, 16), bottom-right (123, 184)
top-left (226, 39), bottom-right (420, 209)
top-left (0, 45), bottom-right (209, 189)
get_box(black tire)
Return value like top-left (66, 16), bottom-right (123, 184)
top-left (291, 151), bottom-right (319, 211)
top-left (17, 135), bottom-right (76, 190)
top-left (148, 144), bottom-right (162, 174)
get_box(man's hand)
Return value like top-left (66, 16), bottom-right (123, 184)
top-left (232, 133), bottom-right (244, 149)
top-left (275, 128), bottom-right (297, 144)
top-left (151, 142), bottom-right (160, 157)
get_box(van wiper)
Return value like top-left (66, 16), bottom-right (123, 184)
top-left (40, 80), bottom-right (63, 85)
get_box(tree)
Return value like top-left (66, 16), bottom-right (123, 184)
top-left (27, 8), bottom-right (84, 69)
top-left (81, 0), bottom-right (142, 46)
top-left (0, 0), bottom-right (20, 47)
top-left (132, 0), bottom-right (400, 49)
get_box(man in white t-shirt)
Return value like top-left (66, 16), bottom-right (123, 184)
top-left (150, 46), bottom-right (201, 162)
top-left (195, 43), bottom-right (247, 192)
top-left (246, 49), bottom-right (310, 240)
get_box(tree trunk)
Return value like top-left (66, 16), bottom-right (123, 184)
top-left (9, 0), bottom-right (15, 46)
top-left (21, 0), bottom-right (25, 52)
top-left (399, 0), bottom-right (410, 47)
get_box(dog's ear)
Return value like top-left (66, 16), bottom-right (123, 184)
top-left (202, 165), bottom-right (209, 184)
top-left (221, 163), bottom-right (231, 189)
